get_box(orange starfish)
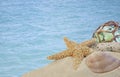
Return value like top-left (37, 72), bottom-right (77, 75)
top-left (47, 37), bottom-right (97, 69)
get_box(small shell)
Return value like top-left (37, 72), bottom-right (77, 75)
top-left (94, 42), bottom-right (120, 53)
top-left (85, 52), bottom-right (120, 73)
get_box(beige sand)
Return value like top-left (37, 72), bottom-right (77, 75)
top-left (22, 52), bottom-right (120, 77)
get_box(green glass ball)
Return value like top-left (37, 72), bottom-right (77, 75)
top-left (93, 21), bottom-right (120, 43)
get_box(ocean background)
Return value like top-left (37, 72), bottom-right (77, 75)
top-left (0, 0), bottom-right (120, 77)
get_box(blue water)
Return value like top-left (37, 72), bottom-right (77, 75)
top-left (0, 0), bottom-right (120, 77)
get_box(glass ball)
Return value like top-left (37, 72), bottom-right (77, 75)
top-left (92, 21), bottom-right (120, 43)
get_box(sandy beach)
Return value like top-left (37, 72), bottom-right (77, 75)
top-left (22, 52), bottom-right (120, 77)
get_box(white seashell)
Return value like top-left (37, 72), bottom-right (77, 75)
top-left (93, 42), bottom-right (120, 53)
top-left (85, 52), bottom-right (120, 73)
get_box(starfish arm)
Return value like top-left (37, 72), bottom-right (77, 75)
top-left (64, 37), bottom-right (78, 49)
top-left (80, 38), bottom-right (97, 47)
top-left (72, 50), bottom-right (84, 70)
top-left (73, 57), bottom-right (84, 70)
top-left (47, 50), bottom-right (71, 60)
top-left (82, 47), bottom-right (94, 56)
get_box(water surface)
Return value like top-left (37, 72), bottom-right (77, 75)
top-left (0, 0), bottom-right (120, 77)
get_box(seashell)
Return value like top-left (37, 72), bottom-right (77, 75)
top-left (85, 52), bottom-right (120, 73)
top-left (94, 42), bottom-right (120, 53)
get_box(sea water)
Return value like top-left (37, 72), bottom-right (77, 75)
top-left (0, 0), bottom-right (120, 77)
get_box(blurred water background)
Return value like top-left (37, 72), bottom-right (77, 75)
top-left (0, 0), bottom-right (120, 77)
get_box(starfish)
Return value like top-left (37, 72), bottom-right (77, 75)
top-left (47, 37), bottom-right (97, 69)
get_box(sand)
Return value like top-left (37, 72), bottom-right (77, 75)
top-left (22, 52), bottom-right (120, 77)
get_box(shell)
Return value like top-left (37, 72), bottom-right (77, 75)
top-left (92, 21), bottom-right (120, 42)
top-left (85, 52), bottom-right (120, 73)
top-left (93, 42), bottom-right (120, 53)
